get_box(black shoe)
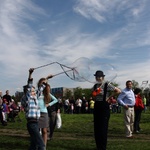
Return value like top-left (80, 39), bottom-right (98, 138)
top-left (2, 121), bottom-right (7, 126)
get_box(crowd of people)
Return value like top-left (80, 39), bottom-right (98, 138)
top-left (62, 96), bottom-right (121, 115)
top-left (0, 69), bottom-right (149, 150)
top-left (0, 90), bottom-right (21, 126)
top-left (63, 96), bottom-right (92, 114)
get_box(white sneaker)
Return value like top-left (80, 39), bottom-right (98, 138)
top-left (126, 135), bottom-right (132, 138)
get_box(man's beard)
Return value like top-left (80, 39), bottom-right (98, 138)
top-left (96, 80), bottom-right (103, 84)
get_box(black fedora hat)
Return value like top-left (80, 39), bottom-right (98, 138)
top-left (94, 70), bottom-right (105, 77)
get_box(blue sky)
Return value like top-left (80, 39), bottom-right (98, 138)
top-left (0, 0), bottom-right (150, 95)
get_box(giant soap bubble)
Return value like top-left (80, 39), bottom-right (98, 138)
top-left (86, 61), bottom-right (117, 84)
top-left (34, 57), bottom-right (117, 84)
top-left (61, 57), bottom-right (92, 82)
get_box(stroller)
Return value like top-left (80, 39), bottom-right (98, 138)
top-left (7, 101), bottom-right (21, 122)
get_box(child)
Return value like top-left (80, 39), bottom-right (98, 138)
top-left (1, 99), bottom-right (9, 125)
top-left (21, 68), bottom-right (45, 150)
top-left (37, 77), bottom-right (58, 147)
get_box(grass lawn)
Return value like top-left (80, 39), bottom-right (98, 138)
top-left (0, 108), bottom-right (150, 150)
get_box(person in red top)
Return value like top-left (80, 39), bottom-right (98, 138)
top-left (134, 88), bottom-right (144, 133)
top-left (109, 97), bottom-right (117, 113)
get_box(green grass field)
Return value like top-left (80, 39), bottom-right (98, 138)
top-left (0, 108), bottom-right (150, 150)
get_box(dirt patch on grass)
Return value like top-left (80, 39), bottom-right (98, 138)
top-left (0, 128), bottom-right (28, 137)
top-left (0, 128), bottom-right (150, 141)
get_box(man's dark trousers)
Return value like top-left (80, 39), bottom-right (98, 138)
top-left (94, 101), bottom-right (110, 150)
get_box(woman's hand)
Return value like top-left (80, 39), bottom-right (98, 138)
top-left (45, 104), bottom-right (49, 107)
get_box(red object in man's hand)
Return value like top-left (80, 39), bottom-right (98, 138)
top-left (92, 88), bottom-right (101, 96)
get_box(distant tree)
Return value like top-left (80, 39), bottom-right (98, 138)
top-left (143, 87), bottom-right (150, 100)
top-left (11, 95), bottom-right (16, 101)
top-left (64, 89), bottom-right (72, 99)
top-left (132, 80), bottom-right (139, 90)
top-left (110, 82), bottom-right (119, 87)
top-left (74, 87), bottom-right (83, 100)
top-left (14, 93), bottom-right (23, 103)
top-left (82, 88), bottom-right (92, 100)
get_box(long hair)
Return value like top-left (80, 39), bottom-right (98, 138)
top-left (43, 84), bottom-right (51, 104)
top-left (37, 78), bottom-right (46, 88)
top-left (37, 78), bottom-right (51, 104)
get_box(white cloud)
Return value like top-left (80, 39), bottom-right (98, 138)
top-left (0, 0), bottom-right (150, 95)
top-left (74, 0), bottom-right (148, 23)
top-left (117, 59), bottom-right (150, 89)
top-left (0, 0), bottom-right (47, 94)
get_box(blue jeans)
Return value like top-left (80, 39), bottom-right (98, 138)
top-left (27, 121), bottom-right (45, 150)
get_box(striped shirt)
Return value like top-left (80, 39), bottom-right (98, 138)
top-left (21, 80), bottom-right (44, 119)
top-left (93, 82), bottom-right (115, 101)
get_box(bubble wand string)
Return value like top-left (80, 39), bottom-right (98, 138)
top-left (33, 57), bottom-right (117, 84)
top-left (52, 69), bottom-right (74, 77)
top-left (33, 59), bottom-right (87, 82)
top-left (34, 61), bottom-right (72, 70)
top-left (34, 62), bottom-right (57, 70)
